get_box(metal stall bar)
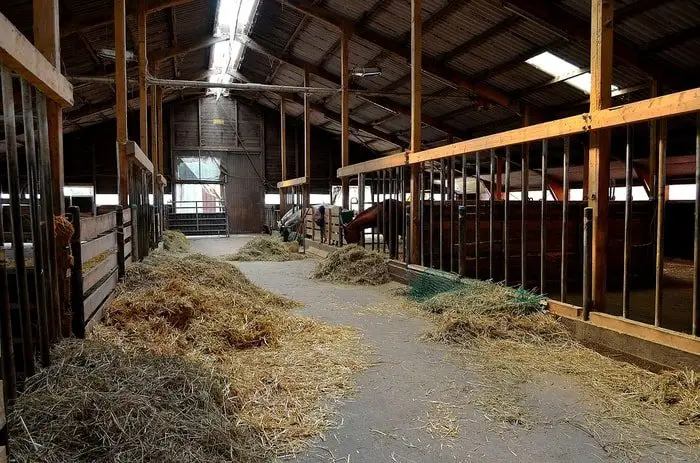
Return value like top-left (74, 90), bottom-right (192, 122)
top-left (20, 80), bottom-right (50, 366)
top-left (420, 163), bottom-right (425, 267)
top-left (0, 177), bottom-right (16, 402)
top-left (489, 149), bottom-right (495, 279)
top-left (460, 154), bottom-right (467, 277)
top-left (2, 67), bottom-right (35, 378)
top-left (439, 159), bottom-right (445, 270)
top-left (561, 138), bottom-right (570, 302)
top-left (381, 170), bottom-right (387, 254)
top-left (695, 113), bottom-right (700, 336)
top-left (475, 153), bottom-right (481, 279)
top-left (521, 143), bottom-right (529, 287)
top-left (654, 119), bottom-right (667, 327)
top-left (36, 93), bottom-right (61, 341)
top-left (622, 126), bottom-right (633, 318)
top-left (541, 140), bottom-right (548, 294)
top-left (450, 157), bottom-right (455, 273)
top-left (504, 147), bottom-right (511, 285)
top-left (429, 164), bottom-right (434, 268)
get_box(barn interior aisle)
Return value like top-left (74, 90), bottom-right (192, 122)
top-left (191, 236), bottom-right (699, 462)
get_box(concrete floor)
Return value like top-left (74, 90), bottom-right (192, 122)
top-left (193, 236), bottom-right (698, 463)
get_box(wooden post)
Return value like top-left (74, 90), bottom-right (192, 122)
top-left (649, 80), bottom-right (659, 201)
top-left (116, 206), bottom-right (126, 278)
top-left (655, 119), bottom-right (667, 326)
top-left (588, 0), bottom-right (614, 313)
top-left (138, 0), bottom-right (148, 157)
top-left (150, 65), bottom-right (159, 219)
top-left (68, 206), bottom-right (85, 338)
top-left (33, 0), bottom-right (64, 213)
top-left (280, 97), bottom-right (287, 213)
top-left (303, 68), bottom-right (311, 205)
top-left (340, 24), bottom-right (350, 209)
top-left (115, 0), bottom-right (129, 206)
top-left (409, 0), bottom-right (422, 265)
top-left (156, 86), bottom-right (164, 241)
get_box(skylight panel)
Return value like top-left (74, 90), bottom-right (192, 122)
top-left (525, 51), bottom-right (618, 94)
top-left (208, 0), bottom-right (260, 94)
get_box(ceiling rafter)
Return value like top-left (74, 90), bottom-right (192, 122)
top-left (60, 0), bottom-right (196, 37)
top-left (503, 0), bottom-right (695, 90)
top-left (317, 0), bottom-right (389, 69)
top-left (438, 16), bottom-right (522, 64)
top-left (245, 38), bottom-right (469, 140)
top-left (275, 0), bottom-right (537, 116)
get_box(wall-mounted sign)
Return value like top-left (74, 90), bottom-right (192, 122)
top-left (213, 118), bottom-right (225, 125)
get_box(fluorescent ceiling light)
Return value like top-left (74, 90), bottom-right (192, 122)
top-left (525, 51), bottom-right (618, 94)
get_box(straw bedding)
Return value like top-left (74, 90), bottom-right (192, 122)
top-left (411, 277), bottom-right (700, 452)
top-left (225, 236), bottom-right (303, 262)
top-left (311, 245), bottom-right (390, 285)
top-left (163, 229), bottom-right (190, 252)
top-left (9, 341), bottom-right (267, 463)
top-left (90, 252), bottom-right (368, 454)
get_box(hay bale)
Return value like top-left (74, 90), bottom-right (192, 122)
top-left (91, 251), bottom-right (369, 453)
top-left (9, 340), bottom-right (267, 463)
top-left (225, 236), bottom-right (303, 262)
top-left (311, 245), bottom-right (390, 285)
top-left (163, 230), bottom-right (190, 252)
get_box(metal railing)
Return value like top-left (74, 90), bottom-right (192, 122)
top-left (338, 87), bottom-right (700, 340)
top-left (166, 200), bottom-right (229, 236)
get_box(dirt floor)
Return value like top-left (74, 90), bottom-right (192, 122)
top-left (195, 236), bottom-right (699, 462)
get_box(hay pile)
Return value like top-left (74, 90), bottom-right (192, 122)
top-left (91, 251), bottom-right (368, 453)
top-left (416, 279), bottom-right (559, 344)
top-left (311, 245), bottom-right (390, 285)
top-left (163, 229), bottom-right (190, 252)
top-left (9, 341), bottom-right (266, 463)
top-left (409, 277), bottom-right (700, 452)
top-left (226, 236), bottom-right (303, 262)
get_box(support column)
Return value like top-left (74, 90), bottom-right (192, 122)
top-left (340, 24), bottom-right (350, 209)
top-left (138, 0), bottom-right (148, 156)
top-left (151, 65), bottom-right (159, 190)
top-left (115, 0), bottom-right (129, 206)
top-left (303, 68), bottom-right (311, 205)
top-left (588, 0), bottom-right (614, 314)
top-left (409, 0), bottom-right (422, 264)
top-left (33, 0), bottom-right (64, 213)
top-left (649, 80), bottom-right (659, 200)
top-left (280, 97), bottom-right (287, 212)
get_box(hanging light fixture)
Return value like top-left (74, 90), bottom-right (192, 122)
top-left (350, 66), bottom-right (382, 78)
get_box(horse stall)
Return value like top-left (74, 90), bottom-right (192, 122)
top-left (304, 205), bottom-right (345, 246)
top-left (68, 206), bottom-right (134, 337)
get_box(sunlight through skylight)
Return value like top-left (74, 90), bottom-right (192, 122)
top-left (208, 0), bottom-right (260, 94)
top-left (525, 52), bottom-right (618, 94)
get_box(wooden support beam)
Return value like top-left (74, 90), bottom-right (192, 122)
top-left (157, 87), bottom-right (164, 176)
top-left (32, 0), bottom-right (67, 214)
top-left (275, 0), bottom-right (533, 115)
top-left (60, 0), bottom-right (195, 37)
top-left (115, 0), bottom-right (129, 206)
top-left (150, 64), bottom-right (159, 194)
top-left (503, 0), bottom-right (692, 90)
top-left (588, 0), bottom-right (613, 313)
top-left (649, 80), bottom-right (659, 200)
top-left (341, 24), bottom-right (350, 209)
top-left (409, 0), bottom-right (422, 265)
top-left (338, 86), bottom-right (700, 176)
top-left (277, 176), bottom-right (307, 188)
top-left (138, 1), bottom-right (148, 157)
top-left (126, 141), bottom-right (154, 173)
top-left (245, 39), bottom-right (467, 140)
top-left (280, 97), bottom-right (287, 210)
top-left (303, 68), bottom-right (311, 204)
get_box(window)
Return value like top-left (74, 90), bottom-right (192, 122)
top-left (175, 184), bottom-right (223, 213)
top-left (174, 154), bottom-right (223, 182)
top-left (525, 52), bottom-right (619, 94)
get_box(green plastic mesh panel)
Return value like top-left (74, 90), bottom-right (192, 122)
top-left (407, 269), bottom-right (464, 302)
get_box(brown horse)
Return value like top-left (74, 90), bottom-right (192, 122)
top-left (343, 199), bottom-right (406, 258)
